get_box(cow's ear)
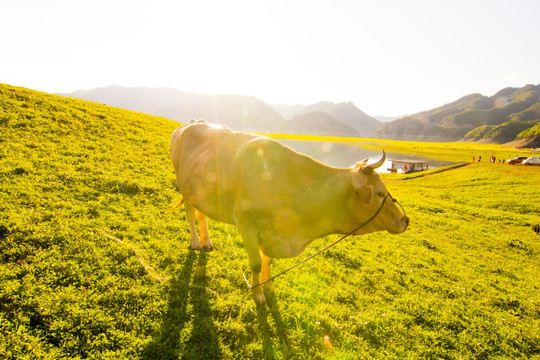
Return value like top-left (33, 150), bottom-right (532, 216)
top-left (352, 170), bottom-right (374, 205)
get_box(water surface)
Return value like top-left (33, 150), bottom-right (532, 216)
top-left (277, 139), bottom-right (452, 172)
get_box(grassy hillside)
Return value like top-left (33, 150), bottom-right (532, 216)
top-left (518, 122), bottom-right (540, 138)
top-left (1, 84), bottom-right (539, 359)
top-left (377, 84), bottom-right (540, 144)
top-left (464, 120), bottom-right (540, 143)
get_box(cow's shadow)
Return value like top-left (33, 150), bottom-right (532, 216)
top-left (141, 249), bottom-right (292, 360)
top-left (141, 251), bottom-right (222, 360)
top-left (256, 291), bottom-right (293, 359)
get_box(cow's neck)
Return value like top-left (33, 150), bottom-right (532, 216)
top-left (300, 168), bottom-right (358, 238)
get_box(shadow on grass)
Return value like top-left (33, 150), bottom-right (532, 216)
top-left (257, 291), bottom-right (294, 359)
top-left (141, 251), bottom-right (222, 360)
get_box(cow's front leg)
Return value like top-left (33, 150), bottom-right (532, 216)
top-left (197, 212), bottom-right (214, 252)
top-left (184, 202), bottom-right (203, 251)
top-left (239, 227), bottom-right (266, 305)
top-left (261, 253), bottom-right (274, 292)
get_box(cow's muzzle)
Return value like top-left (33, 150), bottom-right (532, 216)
top-left (388, 193), bottom-right (409, 230)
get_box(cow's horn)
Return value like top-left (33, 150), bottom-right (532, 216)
top-left (364, 151), bottom-right (386, 172)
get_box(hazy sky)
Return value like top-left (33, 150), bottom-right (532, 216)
top-left (1, 0), bottom-right (539, 116)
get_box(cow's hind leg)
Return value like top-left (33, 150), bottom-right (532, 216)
top-left (261, 253), bottom-right (274, 292)
top-left (197, 212), bottom-right (214, 252)
top-left (184, 201), bottom-right (204, 251)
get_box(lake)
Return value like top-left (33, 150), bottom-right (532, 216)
top-left (278, 139), bottom-right (452, 173)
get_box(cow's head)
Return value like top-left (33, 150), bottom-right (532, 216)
top-left (350, 151), bottom-right (409, 235)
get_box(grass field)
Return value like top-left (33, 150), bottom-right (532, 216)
top-left (1, 84), bottom-right (539, 359)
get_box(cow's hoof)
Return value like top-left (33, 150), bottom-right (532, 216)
top-left (253, 292), bottom-right (266, 306)
top-left (190, 243), bottom-right (203, 251)
top-left (202, 243), bottom-right (215, 252)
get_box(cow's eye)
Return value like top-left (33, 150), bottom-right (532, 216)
top-left (377, 191), bottom-right (386, 197)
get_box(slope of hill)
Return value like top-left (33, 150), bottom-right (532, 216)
top-left (376, 84), bottom-right (540, 144)
top-left (274, 101), bottom-right (381, 136)
top-left (1, 83), bottom-right (181, 358)
top-left (65, 85), bottom-right (287, 133)
top-left (374, 114), bottom-right (408, 122)
top-left (271, 103), bottom-right (306, 120)
top-left (285, 111), bottom-right (360, 136)
top-left (1, 84), bottom-right (539, 359)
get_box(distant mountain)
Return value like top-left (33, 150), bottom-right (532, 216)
top-left (64, 86), bottom-right (286, 133)
top-left (273, 101), bottom-right (380, 136)
top-left (64, 86), bottom-right (379, 137)
top-left (272, 104), bottom-right (306, 120)
top-left (374, 115), bottom-right (407, 122)
top-left (63, 84), bottom-right (540, 146)
top-left (285, 111), bottom-right (360, 137)
top-left (376, 84), bottom-right (540, 145)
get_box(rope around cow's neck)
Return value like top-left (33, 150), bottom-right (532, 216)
top-left (245, 193), bottom-right (396, 290)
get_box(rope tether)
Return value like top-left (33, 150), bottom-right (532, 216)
top-left (246, 193), bottom-right (403, 289)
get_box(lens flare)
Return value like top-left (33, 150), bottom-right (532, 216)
top-left (321, 142), bottom-right (333, 153)
top-left (206, 172), bottom-right (217, 182)
top-left (494, 96), bottom-right (509, 108)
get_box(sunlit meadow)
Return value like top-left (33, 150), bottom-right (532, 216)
top-left (1, 84), bottom-right (539, 359)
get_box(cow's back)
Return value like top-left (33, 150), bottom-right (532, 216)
top-left (170, 121), bottom-right (256, 224)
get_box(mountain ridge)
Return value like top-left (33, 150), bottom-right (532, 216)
top-left (63, 86), bottom-right (380, 137)
top-left (272, 101), bottom-right (381, 135)
top-left (376, 84), bottom-right (540, 146)
top-left (65, 85), bottom-right (285, 133)
top-left (63, 83), bottom-right (540, 146)
top-left (286, 111), bottom-right (360, 137)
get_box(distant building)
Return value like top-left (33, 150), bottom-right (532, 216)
top-left (387, 159), bottom-right (429, 173)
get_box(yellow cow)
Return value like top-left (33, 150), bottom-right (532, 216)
top-left (170, 120), bottom-right (409, 304)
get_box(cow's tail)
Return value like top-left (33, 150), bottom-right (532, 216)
top-left (166, 197), bottom-right (184, 213)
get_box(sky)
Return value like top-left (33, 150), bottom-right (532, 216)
top-left (1, 0), bottom-right (539, 116)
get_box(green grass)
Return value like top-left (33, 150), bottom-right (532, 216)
top-left (519, 121), bottom-right (540, 138)
top-left (1, 84), bottom-right (539, 359)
